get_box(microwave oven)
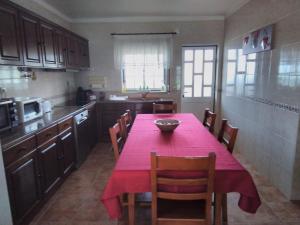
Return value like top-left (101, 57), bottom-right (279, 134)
top-left (0, 98), bottom-right (18, 133)
top-left (15, 97), bottom-right (43, 123)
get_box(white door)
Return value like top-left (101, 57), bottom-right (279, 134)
top-left (181, 46), bottom-right (217, 121)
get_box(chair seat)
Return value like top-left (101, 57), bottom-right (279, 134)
top-left (157, 199), bottom-right (206, 219)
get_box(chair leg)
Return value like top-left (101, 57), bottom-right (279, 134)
top-left (214, 193), bottom-right (222, 225)
top-left (222, 194), bottom-right (228, 224)
top-left (128, 193), bottom-right (135, 225)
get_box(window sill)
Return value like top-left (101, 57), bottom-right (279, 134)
top-left (122, 91), bottom-right (169, 94)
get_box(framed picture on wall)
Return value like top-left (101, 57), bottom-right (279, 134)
top-left (243, 24), bottom-right (273, 54)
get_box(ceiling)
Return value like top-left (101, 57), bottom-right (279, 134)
top-left (38, 0), bottom-right (250, 22)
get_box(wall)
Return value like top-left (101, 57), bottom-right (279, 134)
top-left (0, 0), bottom-right (77, 106)
top-left (71, 20), bottom-right (224, 106)
top-left (222, 0), bottom-right (300, 199)
top-left (0, 67), bottom-right (76, 105)
top-left (10, 0), bottom-right (71, 29)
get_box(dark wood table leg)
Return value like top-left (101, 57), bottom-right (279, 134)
top-left (222, 193), bottom-right (228, 224)
top-left (215, 193), bottom-right (222, 225)
top-left (128, 193), bottom-right (135, 225)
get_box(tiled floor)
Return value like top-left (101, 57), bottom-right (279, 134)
top-left (30, 143), bottom-right (300, 225)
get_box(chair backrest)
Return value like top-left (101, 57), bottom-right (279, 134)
top-left (120, 109), bottom-right (132, 140)
top-left (218, 119), bottom-right (238, 154)
top-left (153, 103), bottom-right (177, 114)
top-left (203, 108), bottom-right (217, 133)
top-left (151, 152), bottom-right (216, 225)
top-left (109, 120), bottom-right (124, 161)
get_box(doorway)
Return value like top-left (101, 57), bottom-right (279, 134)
top-left (181, 45), bottom-right (217, 120)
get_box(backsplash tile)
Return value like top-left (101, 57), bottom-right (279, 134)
top-left (0, 66), bottom-right (76, 106)
top-left (222, 0), bottom-right (300, 199)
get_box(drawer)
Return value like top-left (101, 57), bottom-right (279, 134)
top-left (3, 136), bottom-right (37, 166)
top-left (102, 103), bottom-right (133, 112)
top-left (36, 124), bottom-right (58, 146)
top-left (58, 117), bottom-right (73, 133)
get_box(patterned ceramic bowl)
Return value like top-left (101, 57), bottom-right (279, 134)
top-left (154, 119), bottom-right (181, 132)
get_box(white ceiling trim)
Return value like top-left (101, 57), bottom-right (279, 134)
top-left (31, 0), bottom-right (73, 22)
top-left (72, 16), bottom-right (224, 23)
top-left (225, 0), bottom-right (250, 17)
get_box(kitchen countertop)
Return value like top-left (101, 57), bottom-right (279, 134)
top-left (97, 98), bottom-right (174, 103)
top-left (0, 102), bottom-right (96, 151)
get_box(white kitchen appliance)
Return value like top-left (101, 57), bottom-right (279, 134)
top-left (42, 100), bottom-right (52, 113)
top-left (15, 97), bottom-right (43, 123)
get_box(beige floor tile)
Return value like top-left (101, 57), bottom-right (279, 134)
top-left (29, 143), bottom-right (300, 225)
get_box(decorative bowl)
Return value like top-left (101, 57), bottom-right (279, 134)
top-left (154, 119), bottom-right (181, 132)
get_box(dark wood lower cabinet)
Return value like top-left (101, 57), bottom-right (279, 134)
top-left (4, 119), bottom-right (77, 225)
top-left (38, 139), bottom-right (62, 196)
top-left (98, 101), bottom-right (174, 141)
top-left (59, 129), bottom-right (75, 176)
top-left (6, 151), bottom-right (42, 225)
top-left (87, 103), bottom-right (98, 150)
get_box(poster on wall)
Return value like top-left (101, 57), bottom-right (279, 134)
top-left (243, 25), bottom-right (273, 55)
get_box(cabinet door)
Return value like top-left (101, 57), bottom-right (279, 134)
top-left (88, 105), bottom-right (98, 149)
top-left (6, 152), bottom-right (41, 225)
top-left (40, 22), bottom-right (57, 68)
top-left (60, 130), bottom-right (75, 176)
top-left (38, 140), bottom-right (61, 196)
top-left (0, 1), bottom-right (23, 65)
top-left (78, 39), bottom-right (90, 69)
top-left (20, 13), bottom-right (43, 67)
top-left (66, 35), bottom-right (78, 68)
top-left (56, 29), bottom-right (67, 68)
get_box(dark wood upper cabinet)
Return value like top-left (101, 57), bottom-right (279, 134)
top-left (6, 151), bottom-right (41, 225)
top-left (0, 1), bottom-right (90, 69)
top-left (40, 22), bottom-right (57, 68)
top-left (0, 1), bottom-right (23, 65)
top-left (78, 39), bottom-right (90, 69)
top-left (56, 29), bottom-right (67, 68)
top-left (19, 12), bottom-right (43, 67)
top-left (66, 35), bottom-right (79, 69)
top-left (38, 140), bottom-right (62, 196)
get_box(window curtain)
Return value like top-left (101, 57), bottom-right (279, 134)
top-left (113, 34), bottom-right (173, 70)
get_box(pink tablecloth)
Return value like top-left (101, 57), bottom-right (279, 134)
top-left (101, 113), bottom-right (261, 219)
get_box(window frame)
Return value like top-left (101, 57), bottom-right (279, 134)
top-left (121, 66), bottom-right (170, 93)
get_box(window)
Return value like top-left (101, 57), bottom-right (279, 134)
top-left (113, 34), bottom-right (172, 92)
top-left (225, 49), bottom-right (257, 96)
top-left (122, 53), bottom-right (169, 92)
top-left (182, 47), bottom-right (216, 98)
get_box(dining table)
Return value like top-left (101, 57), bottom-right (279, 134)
top-left (101, 113), bottom-right (261, 225)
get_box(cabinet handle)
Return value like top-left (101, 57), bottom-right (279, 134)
top-left (61, 132), bottom-right (72, 141)
top-left (41, 142), bottom-right (56, 154)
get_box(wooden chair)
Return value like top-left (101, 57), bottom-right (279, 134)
top-left (120, 109), bottom-right (133, 141)
top-left (151, 152), bottom-right (216, 225)
top-left (153, 103), bottom-right (177, 114)
top-left (110, 120), bottom-right (151, 209)
top-left (109, 120), bottom-right (124, 161)
top-left (217, 119), bottom-right (238, 224)
top-left (203, 108), bottom-right (217, 134)
top-left (217, 119), bottom-right (238, 154)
